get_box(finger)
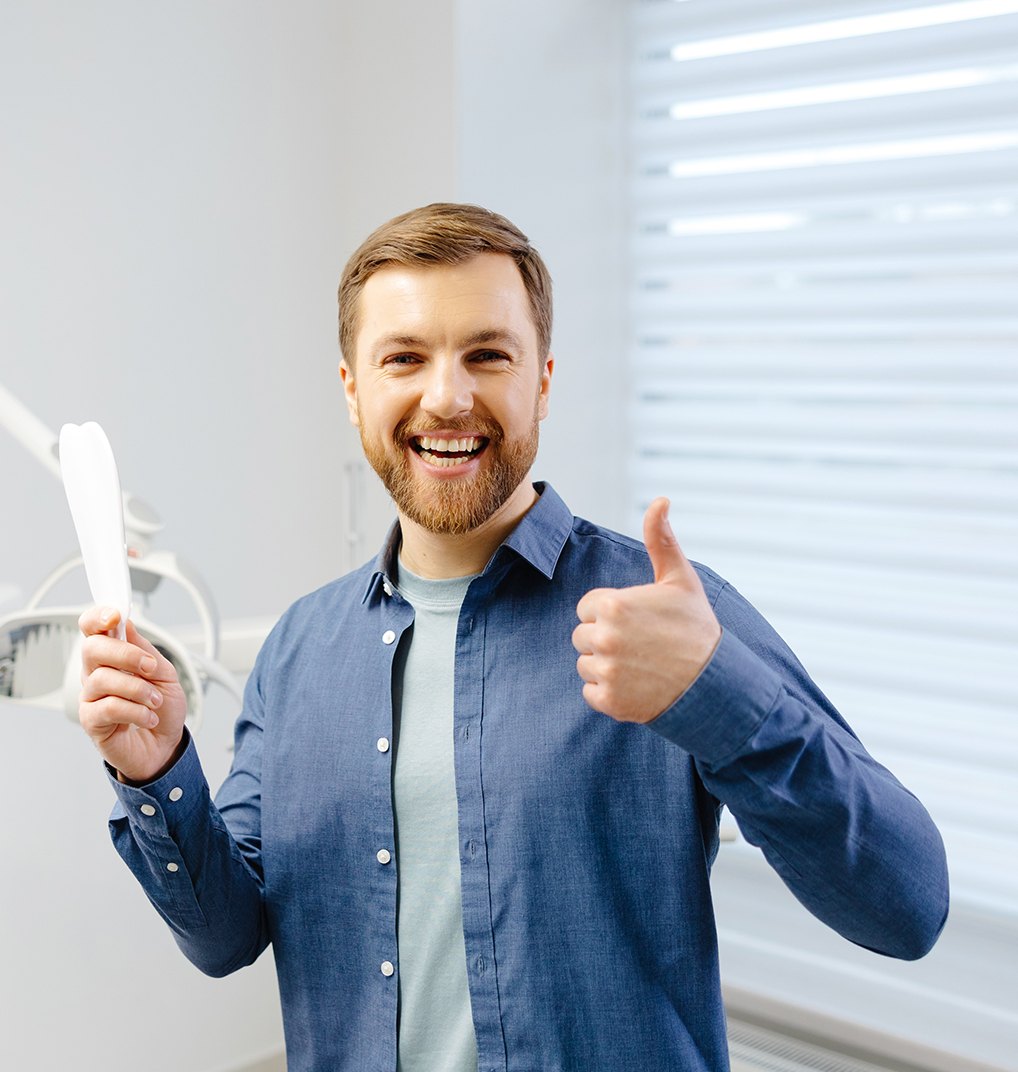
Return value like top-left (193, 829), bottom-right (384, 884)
top-left (576, 587), bottom-right (615, 624)
top-left (581, 680), bottom-right (606, 714)
top-left (123, 621), bottom-right (177, 682)
top-left (571, 622), bottom-right (596, 656)
top-left (575, 653), bottom-right (600, 684)
top-left (79, 605), bottom-right (122, 637)
top-left (81, 665), bottom-right (164, 710)
top-left (79, 695), bottom-right (160, 738)
top-left (643, 497), bottom-right (693, 586)
top-left (81, 632), bottom-right (159, 679)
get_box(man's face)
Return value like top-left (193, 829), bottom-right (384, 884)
top-left (340, 252), bottom-right (553, 536)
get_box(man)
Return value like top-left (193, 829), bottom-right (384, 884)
top-left (78, 203), bottom-right (949, 1072)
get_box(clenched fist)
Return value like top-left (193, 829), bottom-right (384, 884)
top-left (572, 497), bottom-right (721, 723)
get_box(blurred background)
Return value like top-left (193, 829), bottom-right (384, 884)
top-left (1, 1), bottom-right (1014, 1070)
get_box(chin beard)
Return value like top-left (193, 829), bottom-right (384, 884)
top-left (360, 414), bottom-right (539, 536)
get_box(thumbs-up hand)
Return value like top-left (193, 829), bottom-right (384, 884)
top-left (572, 498), bottom-right (721, 723)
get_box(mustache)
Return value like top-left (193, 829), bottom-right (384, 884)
top-left (393, 414), bottom-right (504, 448)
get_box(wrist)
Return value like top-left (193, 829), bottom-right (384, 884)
top-left (115, 732), bottom-right (188, 787)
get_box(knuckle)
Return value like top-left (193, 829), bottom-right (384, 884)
top-left (598, 591), bottom-right (620, 616)
top-left (78, 700), bottom-right (107, 733)
top-left (79, 634), bottom-right (105, 669)
top-left (94, 695), bottom-right (132, 723)
top-left (86, 666), bottom-right (116, 699)
top-left (598, 663), bottom-right (618, 689)
top-left (595, 627), bottom-right (620, 657)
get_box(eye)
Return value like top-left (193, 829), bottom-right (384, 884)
top-left (470, 349), bottom-right (510, 364)
top-left (383, 352), bottom-right (421, 367)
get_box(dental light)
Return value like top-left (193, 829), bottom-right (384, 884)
top-left (0, 382), bottom-right (240, 730)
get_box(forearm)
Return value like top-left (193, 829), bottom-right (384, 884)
top-left (650, 628), bottom-right (949, 960)
top-left (107, 730), bottom-right (270, 976)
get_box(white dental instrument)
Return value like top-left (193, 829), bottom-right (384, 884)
top-left (58, 422), bottom-right (132, 641)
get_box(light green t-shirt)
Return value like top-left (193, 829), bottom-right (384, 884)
top-left (393, 561), bottom-right (478, 1072)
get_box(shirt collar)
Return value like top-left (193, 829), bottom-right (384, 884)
top-left (498, 481), bottom-right (572, 580)
top-left (361, 481), bottom-right (572, 603)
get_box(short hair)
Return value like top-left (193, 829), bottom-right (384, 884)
top-left (338, 203), bottom-right (553, 364)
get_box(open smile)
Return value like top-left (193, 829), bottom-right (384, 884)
top-left (410, 434), bottom-right (489, 469)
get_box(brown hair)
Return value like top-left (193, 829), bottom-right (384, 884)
top-left (338, 203), bottom-right (553, 364)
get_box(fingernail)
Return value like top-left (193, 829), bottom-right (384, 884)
top-left (149, 690), bottom-right (162, 709)
top-left (148, 713), bottom-right (160, 728)
top-left (140, 655), bottom-right (157, 674)
top-left (99, 608), bottom-right (114, 625)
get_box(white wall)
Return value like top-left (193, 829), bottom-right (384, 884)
top-left (1, 3), bottom-right (628, 1068)
top-left (456, 0), bottom-right (629, 532)
top-left (0, 3), bottom-right (457, 1069)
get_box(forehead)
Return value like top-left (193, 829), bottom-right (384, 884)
top-left (355, 253), bottom-right (537, 354)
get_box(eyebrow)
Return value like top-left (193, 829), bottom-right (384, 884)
top-left (461, 328), bottom-right (526, 351)
top-left (371, 328), bottom-right (527, 356)
top-left (373, 334), bottom-right (427, 353)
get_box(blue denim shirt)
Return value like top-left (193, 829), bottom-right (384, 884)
top-left (108, 483), bottom-right (948, 1072)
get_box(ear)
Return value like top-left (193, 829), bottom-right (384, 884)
top-left (339, 360), bottom-right (360, 427)
top-left (537, 355), bottom-right (554, 421)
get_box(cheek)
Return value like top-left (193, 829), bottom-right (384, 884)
top-left (494, 380), bottom-right (542, 424)
top-left (357, 396), bottom-right (404, 441)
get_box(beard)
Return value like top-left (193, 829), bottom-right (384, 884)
top-left (359, 409), bottom-right (540, 536)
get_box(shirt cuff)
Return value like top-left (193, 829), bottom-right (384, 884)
top-left (647, 628), bottom-right (784, 766)
top-left (106, 729), bottom-right (207, 836)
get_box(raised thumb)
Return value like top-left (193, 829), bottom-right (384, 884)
top-left (643, 497), bottom-right (688, 585)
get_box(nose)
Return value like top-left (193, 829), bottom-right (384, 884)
top-left (420, 357), bottom-right (473, 418)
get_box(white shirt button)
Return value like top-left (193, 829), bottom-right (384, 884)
top-left (380, 960), bottom-right (395, 977)
top-left (140, 804), bottom-right (156, 817)
top-left (376, 849), bottom-right (391, 865)
top-left (168, 787), bottom-right (183, 802)
top-left (166, 862), bottom-right (179, 873)
top-left (377, 737), bottom-right (390, 753)
top-left (382, 629), bottom-right (396, 645)
top-left (382, 580), bottom-right (393, 597)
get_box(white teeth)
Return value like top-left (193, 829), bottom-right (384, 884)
top-left (419, 450), bottom-right (474, 468)
top-left (417, 435), bottom-right (481, 454)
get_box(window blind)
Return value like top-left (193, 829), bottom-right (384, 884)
top-left (629, 0), bottom-right (1018, 917)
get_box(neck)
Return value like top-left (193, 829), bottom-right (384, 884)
top-left (397, 480), bottom-right (538, 579)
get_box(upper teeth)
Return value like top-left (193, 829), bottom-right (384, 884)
top-left (418, 435), bottom-right (482, 453)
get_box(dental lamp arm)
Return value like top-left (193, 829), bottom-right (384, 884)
top-left (0, 382), bottom-right (231, 732)
top-left (0, 381), bottom-right (164, 550)
top-left (0, 381), bottom-right (61, 480)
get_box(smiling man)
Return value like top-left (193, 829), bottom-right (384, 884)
top-left (341, 249), bottom-right (551, 565)
top-left (78, 204), bottom-right (949, 1072)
